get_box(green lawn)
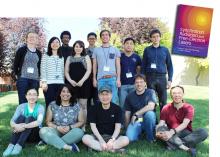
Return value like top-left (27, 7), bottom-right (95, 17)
top-left (0, 85), bottom-right (209, 157)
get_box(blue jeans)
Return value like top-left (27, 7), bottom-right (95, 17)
top-left (16, 77), bottom-right (39, 104)
top-left (98, 77), bottom-right (119, 105)
top-left (119, 84), bottom-right (135, 109)
top-left (126, 111), bottom-right (156, 142)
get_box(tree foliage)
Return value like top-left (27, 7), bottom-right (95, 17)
top-left (98, 18), bottom-right (171, 56)
top-left (99, 17), bottom-right (170, 44)
top-left (0, 18), bottom-right (46, 76)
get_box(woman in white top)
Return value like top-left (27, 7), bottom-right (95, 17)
top-left (41, 37), bottom-right (64, 109)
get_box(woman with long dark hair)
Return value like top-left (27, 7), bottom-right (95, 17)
top-left (65, 40), bottom-right (92, 129)
top-left (39, 84), bottom-right (84, 152)
top-left (41, 37), bottom-right (64, 109)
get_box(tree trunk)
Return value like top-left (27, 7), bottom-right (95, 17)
top-left (195, 67), bottom-right (202, 86)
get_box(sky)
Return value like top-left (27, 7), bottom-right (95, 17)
top-left (45, 17), bottom-right (100, 46)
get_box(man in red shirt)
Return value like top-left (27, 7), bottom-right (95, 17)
top-left (156, 85), bottom-right (208, 156)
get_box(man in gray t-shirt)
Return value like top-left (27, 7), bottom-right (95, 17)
top-left (92, 30), bottom-right (121, 105)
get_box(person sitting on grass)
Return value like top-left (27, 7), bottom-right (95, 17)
top-left (82, 85), bottom-right (129, 153)
top-left (39, 84), bottom-right (84, 152)
top-left (156, 85), bottom-right (208, 157)
top-left (3, 88), bottom-right (45, 157)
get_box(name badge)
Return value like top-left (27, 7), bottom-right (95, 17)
top-left (126, 72), bottom-right (133, 78)
top-left (103, 66), bottom-right (110, 72)
top-left (27, 67), bottom-right (34, 73)
top-left (151, 63), bottom-right (157, 69)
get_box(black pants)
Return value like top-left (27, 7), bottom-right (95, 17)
top-left (146, 74), bottom-right (167, 111)
top-left (10, 115), bottom-right (40, 147)
top-left (43, 83), bottom-right (63, 109)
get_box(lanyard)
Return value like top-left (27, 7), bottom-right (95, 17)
top-left (102, 46), bottom-right (111, 66)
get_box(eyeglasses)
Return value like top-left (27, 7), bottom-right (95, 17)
top-left (88, 38), bottom-right (96, 40)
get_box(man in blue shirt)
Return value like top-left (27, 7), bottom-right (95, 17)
top-left (141, 29), bottom-right (173, 111)
top-left (125, 74), bottom-right (157, 142)
top-left (119, 37), bottom-right (142, 109)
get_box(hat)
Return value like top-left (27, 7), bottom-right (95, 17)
top-left (98, 86), bottom-right (112, 94)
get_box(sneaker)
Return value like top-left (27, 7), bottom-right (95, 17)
top-left (10, 144), bottom-right (22, 155)
top-left (71, 143), bottom-right (80, 152)
top-left (188, 148), bottom-right (197, 157)
top-left (3, 144), bottom-right (14, 157)
top-left (37, 140), bottom-right (47, 146)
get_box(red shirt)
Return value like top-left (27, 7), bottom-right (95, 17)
top-left (160, 102), bottom-right (194, 131)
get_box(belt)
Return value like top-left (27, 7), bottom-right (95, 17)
top-left (101, 75), bottom-right (116, 79)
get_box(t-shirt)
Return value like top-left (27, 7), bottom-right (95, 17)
top-left (49, 101), bottom-right (81, 126)
top-left (120, 52), bottom-right (142, 85)
top-left (92, 46), bottom-right (121, 80)
top-left (11, 103), bottom-right (45, 126)
top-left (88, 102), bottom-right (122, 135)
top-left (124, 89), bottom-right (157, 115)
top-left (21, 49), bottom-right (40, 80)
top-left (160, 103), bottom-right (194, 131)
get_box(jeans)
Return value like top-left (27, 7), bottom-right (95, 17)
top-left (146, 74), bottom-right (167, 111)
top-left (119, 84), bottom-right (135, 109)
top-left (39, 127), bottom-right (84, 149)
top-left (98, 77), bottom-right (119, 105)
top-left (126, 111), bottom-right (156, 142)
top-left (43, 84), bottom-right (63, 109)
top-left (16, 77), bottom-right (39, 104)
top-left (10, 115), bottom-right (40, 147)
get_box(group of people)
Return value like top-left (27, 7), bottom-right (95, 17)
top-left (3, 29), bottom-right (208, 157)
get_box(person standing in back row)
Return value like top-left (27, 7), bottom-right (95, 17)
top-left (86, 32), bottom-right (99, 107)
top-left (13, 31), bottom-right (42, 105)
top-left (60, 31), bottom-right (73, 64)
top-left (92, 30), bottom-right (121, 105)
top-left (141, 29), bottom-right (173, 111)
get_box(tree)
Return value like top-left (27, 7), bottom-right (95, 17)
top-left (99, 18), bottom-right (172, 56)
top-left (99, 17), bottom-right (169, 44)
top-left (0, 18), bottom-right (46, 77)
top-left (195, 58), bottom-right (209, 86)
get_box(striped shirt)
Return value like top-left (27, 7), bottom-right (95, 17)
top-left (40, 54), bottom-right (64, 84)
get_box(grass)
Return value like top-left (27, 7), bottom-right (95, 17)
top-left (0, 85), bottom-right (209, 157)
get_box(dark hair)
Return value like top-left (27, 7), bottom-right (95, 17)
top-left (134, 74), bottom-right (146, 82)
top-left (100, 29), bottom-right (111, 38)
top-left (55, 84), bottom-right (76, 106)
top-left (25, 87), bottom-right (39, 96)
top-left (170, 85), bottom-right (185, 94)
top-left (149, 29), bottom-right (161, 38)
top-left (60, 31), bottom-right (71, 40)
top-left (124, 37), bottom-right (136, 44)
top-left (47, 37), bottom-right (62, 58)
top-left (72, 40), bottom-right (86, 56)
top-left (87, 32), bottom-right (97, 39)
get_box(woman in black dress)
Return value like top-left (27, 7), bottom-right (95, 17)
top-left (65, 40), bottom-right (92, 129)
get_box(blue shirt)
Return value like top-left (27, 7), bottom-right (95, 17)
top-left (120, 52), bottom-right (142, 85)
top-left (124, 89), bottom-right (157, 116)
top-left (141, 45), bottom-right (173, 81)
